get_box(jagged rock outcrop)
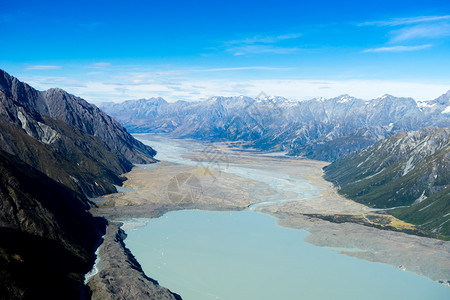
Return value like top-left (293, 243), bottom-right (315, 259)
top-left (324, 127), bottom-right (450, 237)
top-left (99, 92), bottom-right (449, 161)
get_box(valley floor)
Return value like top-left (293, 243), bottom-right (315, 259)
top-left (88, 138), bottom-right (450, 297)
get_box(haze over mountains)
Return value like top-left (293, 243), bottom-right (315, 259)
top-left (100, 92), bottom-right (450, 161)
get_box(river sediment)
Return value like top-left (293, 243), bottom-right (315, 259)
top-left (87, 137), bottom-right (450, 298)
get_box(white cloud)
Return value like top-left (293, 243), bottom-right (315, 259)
top-left (91, 62), bottom-right (111, 67)
top-left (224, 32), bottom-right (302, 55)
top-left (227, 33), bottom-right (302, 45)
top-left (363, 44), bottom-right (431, 53)
top-left (361, 14), bottom-right (450, 52)
top-left (227, 44), bottom-right (302, 55)
top-left (360, 15), bottom-right (450, 27)
top-left (389, 23), bottom-right (450, 42)
top-left (22, 74), bottom-right (449, 103)
top-left (25, 65), bottom-right (62, 70)
top-left (193, 66), bottom-right (288, 72)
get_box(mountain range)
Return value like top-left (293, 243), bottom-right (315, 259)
top-left (0, 70), bottom-right (158, 299)
top-left (0, 68), bottom-right (449, 298)
top-left (100, 92), bottom-right (449, 239)
top-left (99, 92), bottom-right (450, 161)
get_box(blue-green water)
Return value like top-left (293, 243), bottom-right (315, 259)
top-left (126, 210), bottom-right (450, 300)
top-left (125, 136), bottom-right (450, 299)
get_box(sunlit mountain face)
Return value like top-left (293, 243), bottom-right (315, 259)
top-left (1, 0), bottom-right (449, 299)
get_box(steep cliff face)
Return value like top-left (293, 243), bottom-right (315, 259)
top-left (0, 70), bottom-right (156, 164)
top-left (0, 70), bottom-right (159, 299)
top-left (0, 89), bottom-right (130, 197)
top-left (324, 127), bottom-right (450, 237)
top-left (0, 69), bottom-right (159, 197)
top-left (100, 93), bottom-right (449, 161)
top-left (0, 149), bottom-right (106, 299)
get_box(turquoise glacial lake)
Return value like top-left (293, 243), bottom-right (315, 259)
top-left (124, 136), bottom-right (450, 299)
top-left (125, 210), bottom-right (450, 300)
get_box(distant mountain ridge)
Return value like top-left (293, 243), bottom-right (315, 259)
top-left (100, 92), bottom-right (450, 161)
top-left (324, 127), bottom-right (450, 238)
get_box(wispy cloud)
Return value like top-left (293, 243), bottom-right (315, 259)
top-left (194, 66), bottom-right (287, 72)
top-left (22, 71), bottom-right (450, 103)
top-left (224, 32), bottom-right (302, 55)
top-left (227, 33), bottom-right (302, 45)
top-left (25, 65), bottom-right (62, 70)
top-left (227, 44), bottom-right (302, 55)
top-left (361, 14), bottom-right (450, 53)
top-left (389, 23), bottom-right (450, 42)
top-left (360, 15), bottom-right (450, 27)
top-left (91, 62), bottom-right (111, 67)
top-left (363, 44), bottom-right (432, 53)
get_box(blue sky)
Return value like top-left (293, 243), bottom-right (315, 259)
top-left (1, 0), bottom-right (450, 102)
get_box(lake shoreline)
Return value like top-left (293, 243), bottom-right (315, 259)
top-left (87, 136), bottom-right (450, 298)
top-left (87, 221), bottom-right (182, 300)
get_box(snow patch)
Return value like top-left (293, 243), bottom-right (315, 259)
top-left (416, 101), bottom-right (436, 109)
top-left (442, 106), bottom-right (450, 114)
top-left (338, 96), bottom-right (353, 104)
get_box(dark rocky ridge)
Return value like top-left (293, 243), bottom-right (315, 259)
top-left (0, 70), bottom-right (163, 299)
top-left (0, 69), bottom-right (158, 197)
top-left (0, 88), bottom-right (129, 197)
top-left (0, 69), bottom-right (156, 164)
top-left (0, 149), bottom-right (106, 299)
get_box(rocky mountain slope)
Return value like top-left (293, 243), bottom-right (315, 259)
top-left (324, 127), bottom-right (450, 238)
top-left (0, 70), bottom-right (161, 299)
top-left (100, 92), bottom-right (450, 161)
top-left (0, 149), bottom-right (106, 299)
top-left (0, 70), bottom-right (157, 197)
top-left (0, 69), bottom-right (156, 164)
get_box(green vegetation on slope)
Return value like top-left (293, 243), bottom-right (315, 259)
top-left (390, 186), bottom-right (450, 238)
top-left (324, 127), bottom-right (450, 238)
